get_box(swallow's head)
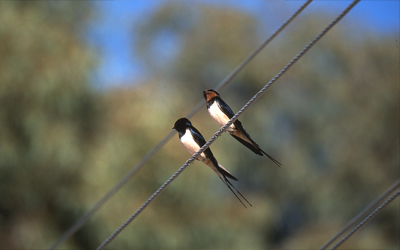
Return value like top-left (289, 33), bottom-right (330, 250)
top-left (203, 89), bottom-right (219, 102)
top-left (173, 117), bottom-right (192, 132)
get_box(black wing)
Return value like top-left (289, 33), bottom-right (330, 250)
top-left (231, 134), bottom-right (281, 167)
top-left (189, 126), bottom-right (219, 167)
top-left (190, 126), bottom-right (240, 179)
top-left (229, 116), bottom-right (282, 167)
top-left (230, 134), bottom-right (263, 156)
top-left (216, 98), bottom-right (249, 134)
top-left (189, 126), bottom-right (207, 147)
top-left (216, 97), bottom-right (235, 119)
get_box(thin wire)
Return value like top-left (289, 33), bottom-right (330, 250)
top-left (329, 189), bottom-right (400, 250)
top-left (221, 0), bottom-right (360, 127)
top-left (49, 2), bottom-right (313, 249)
top-left (48, 131), bottom-right (175, 250)
top-left (96, 1), bottom-right (360, 249)
top-left (186, 0), bottom-right (314, 118)
top-left (319, 179), bottom-right (400, 250)
top-left (213, 0), bottom-right (314, 92)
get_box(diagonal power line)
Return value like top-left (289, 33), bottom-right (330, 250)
top-left (329, 187), bottom-right (400, 250)
top-left (319, 179), bottom-right (400, 250)
top-left (49, 1), bottom-right (313, 249)
top-left (96, 1), bottom-right (361, 249)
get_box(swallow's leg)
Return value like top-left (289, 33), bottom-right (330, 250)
top-left (213, 131), bottom-right (223, 137)
top-left (185, 157), bottom-right (198, 165)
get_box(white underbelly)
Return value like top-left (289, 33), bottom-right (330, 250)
top-left (180, 129), bottom-right (206, 160)
top-left (208, 102), bottom-right (235, 130)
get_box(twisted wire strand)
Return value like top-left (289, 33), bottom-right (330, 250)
top-left (96, 1), bottom-right (360, 249)
top-left (48, 132), bottom-right (175, 250)
top-left (329, 189), bottom-right (400, 250)
top-left (215, 0), bottom-right (361, 129)
top-left (213, 0), bottom-right (314, 92)
top-left (319, 179), bottom-right (400, 250)
top-left (49, 2), bottom-right (313, 249)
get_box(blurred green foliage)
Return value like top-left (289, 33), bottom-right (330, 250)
top-left (0, 1), bottom-right (399, 249)
top-left (0, 1), bottom-right (100, 248)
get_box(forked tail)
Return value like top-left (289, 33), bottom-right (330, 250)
top-left (219, 176), bottom-right (252, 208)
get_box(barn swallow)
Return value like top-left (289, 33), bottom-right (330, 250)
top-left (203, 89), bottom-right (281, 167)
top-left (173, 118), bottom-right (252, 208)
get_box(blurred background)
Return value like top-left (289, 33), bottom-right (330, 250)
top-left (0, 0), bottom-right (399, 249)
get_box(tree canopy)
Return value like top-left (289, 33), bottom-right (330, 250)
top-left (0, 2), bottom-right (398, 249)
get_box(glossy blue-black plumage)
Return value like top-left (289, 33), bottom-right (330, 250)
top-left (174, 118), bottom-right (219, 171)
top-left (203, 89), bottom-right (281, 167)
top-left (173, 117), bottom-right (251, 207)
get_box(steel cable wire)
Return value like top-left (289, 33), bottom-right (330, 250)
top-left (319, 179), bottom-right (400, 250)
top-left (329, 188), bottom-right (400, 250)
top-left (96, 1), bottom-right (360, 249)
top-left (49, 1), bottom-right (313, 249)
